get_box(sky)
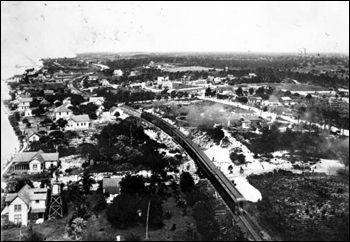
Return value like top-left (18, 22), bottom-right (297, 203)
top-left (1, 1), bottom-right (349, 64)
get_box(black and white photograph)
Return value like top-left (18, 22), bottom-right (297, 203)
top-left (1, 1), bottom-right (349, 241)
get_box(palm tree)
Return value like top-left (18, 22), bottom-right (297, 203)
top-left (79, 170), bottom-right (95, 194)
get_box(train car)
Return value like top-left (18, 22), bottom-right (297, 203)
top-left (141, 111), bottom-right (247, 213)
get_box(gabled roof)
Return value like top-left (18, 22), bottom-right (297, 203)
top-left (40, 99), bottom-right (50, 105)
top-left (70, 114), bottom-right (90, 123)
top-left (89, 96), bottom-right (105, 103)
top-left (54, 105), bottom-right (72, 113)
top-left (12, 152), bottom-right (38, 163)
top-left (109, 106), bottom-right (119, 114)
top-left (5, 193), bottom-right (17, 203)
top-left (20, 98), bottom-right (33, 103)
top-left (27, 132), bottom-right (43, 139)
top-left (5, 185), bottom-right (48, 206)
top-left (17, 184), bottom-right (32, 205)
top-left (41, 153), bottom-right (59, 161)
top-left (12, 150), bottom-right (58, 163)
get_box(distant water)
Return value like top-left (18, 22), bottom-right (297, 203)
top-left (1, 80), bottom-right (19, 168)
top-left (0, 56), bottom-right (42, 169)
top-left (1, 50), bottom-right (75, 170)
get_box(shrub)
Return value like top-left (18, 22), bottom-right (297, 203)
top-left (1, 219), bottom-right (18, 230)
top-left (124, 233), bottom-right (142, 241)
top-left (93, 194), bottom-right (107, 212)
top-left (180, 172), bottom-right (195, 193)
top-left (82, 230), bottom-right (115, 241)
top-left (230, 152), bottom-right (246, 164)
top-left (21, 226), bottom-right (45, 241)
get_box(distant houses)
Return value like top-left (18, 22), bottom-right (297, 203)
top-left (227, 115), bottom-right (265, 129)
top-left (89, 96), bottom-right (105, 106)
top-left (12, 149), bottom-right (59, 174)
top-left (66, 115), bottom-right (90, 130)
top-left (279, 96), bottom-right (293, 106)
top-left (18, 98), bottom-right (33, 111)
top-left (27, 132), bottom-right (44, 143)
top-left (113, 69), bottom-right (123, 77)
top-left (99, 79), bottom-right (110, 87)
top-left (54, 105), bottom-right (73, 120)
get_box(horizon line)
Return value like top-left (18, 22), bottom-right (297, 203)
top-left (75, 50), bottom-right (350, 55)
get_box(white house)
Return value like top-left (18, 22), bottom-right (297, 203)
top-left (113, 69), bottom-right (123, 76)
top-left (5, 184), bottom-right (48, 226)
top-left (24, 109), bottom-right (33, 117)
top-left (109, 106), bottom-right (120, 116)
top-left (18, 97), bottom-right (33, 111)
top-left (89, 96), bottom-right (105, 106)
top-left (280, 96), bottom-right (292, 106)
top-left (66, 115), bottom-right (90, 130)
top-left (12, 150), bottom-right (59, 173)
top-left (54, 105), bottom-right (73, 120)
top-left (99, 79), bottom-right (110, 86)
top-left (27, 132), bottom-right (43, 143)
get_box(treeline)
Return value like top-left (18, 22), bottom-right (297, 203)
top-left (80, 117), bottom-right (182, 176)
top-left (246, 126), bottom-right (349, 165)
top-left (94, 88), bottom-right (155, 103)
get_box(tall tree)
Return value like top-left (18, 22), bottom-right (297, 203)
top-left (79, 170), bottom-right (95, 194)
top-left (106, 193), bottom-right (140, 229)
top-left (119, 174), bottom-right (146, 196)
top-left (180, 172), bottom-right (195, 193)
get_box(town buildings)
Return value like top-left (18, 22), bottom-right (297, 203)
top-left (12, 150), bottom-right (59, 174)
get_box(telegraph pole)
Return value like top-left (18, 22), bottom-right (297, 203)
top-left (146, 199), bottom-right (151, 240)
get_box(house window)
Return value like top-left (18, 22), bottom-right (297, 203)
top-left (36, 200), bottom-right (40, 204)
top-left (59, 112), bottom-right (61, 116)
top-left (14, 204), bottom-right (21, 212)
top-left (33, 164), bottom-right (38, 170)
top-left (14, 214), bottom-right (22, 224)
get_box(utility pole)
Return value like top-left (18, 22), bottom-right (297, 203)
top-left (146, 199), bottom-right (151, 240)
top-left (130, 125), bottom-right (132, 146)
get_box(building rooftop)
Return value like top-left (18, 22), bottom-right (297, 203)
top-left (280, 96), bottom-right (292, 101)
top-left (103, 177), bottom-right (123, 194)
top-left (12, 150), bottom-right (59, 163)
top-left (20, 98), bottom-right (33, 102)
top-left (5, 185), bottom-right (48, 206)
top-left (70, 114), bottom-right (90, 123)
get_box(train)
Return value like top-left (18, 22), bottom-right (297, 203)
top-left (141, 111), bottom-right (247, 214)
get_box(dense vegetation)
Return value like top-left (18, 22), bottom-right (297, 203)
top-left (248, 170), bottom-right (349, 241)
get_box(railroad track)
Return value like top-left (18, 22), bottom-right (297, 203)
top-left (124, 105), bottom-right (266, 241)
top-left (238, 213), bottom-right (266, 241)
